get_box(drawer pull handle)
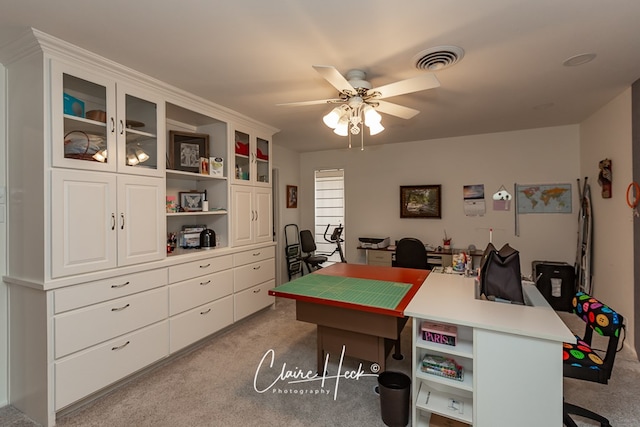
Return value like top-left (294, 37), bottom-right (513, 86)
top-left (111, 281), bottom-right (130, 289)
top-left (253, 265), bottom-right (261, 270)
top-left (200, 308), bottom-right (212, 315)
top-left (200, 280), bottom-right (211, 286)
top-left (253, 288), bottom-right (261, 294)
top-left (111, 303), bottom-right (130, 312)
top-left (253, 252), bottom-right (261, 256)
top-left (112, 341), bottom-right (130, 351)
top-left (200, 263), bottom-right (211, 268)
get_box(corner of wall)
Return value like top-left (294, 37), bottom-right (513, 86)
top-left (1, 61), bottom-right (9, 406)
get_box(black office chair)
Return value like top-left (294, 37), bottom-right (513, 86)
top-left (563, 292), bottom-right (625, 427)
top-left (299, 229), bottom-right (328, 274)
top-left (395, 237), bottom-right (429, 269)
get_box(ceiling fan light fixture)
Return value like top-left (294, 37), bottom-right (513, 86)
top-left (363, 105), bottom-right (381, 126)
top-left (368, 121), bottom-right (384, 136)
top-left (323, 106), bottom-right (343, 128)
top-left (334, 116), bottom-right (349, 136)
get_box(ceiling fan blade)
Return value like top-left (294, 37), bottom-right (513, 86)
top-left (370, 73), bottom-right (440, 99)
top-left (276, 98), bottom-right (343, 107)
top-left (313, 65), bottom-right (356, 94)
top-left (375, 100), bottom-right (420, 119)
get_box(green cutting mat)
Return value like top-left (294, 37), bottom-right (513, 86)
top-left (274, 274), bottom-right (412, 310)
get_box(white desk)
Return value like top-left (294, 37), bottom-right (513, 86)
top-left (404, 273), bottom-right (574, 427)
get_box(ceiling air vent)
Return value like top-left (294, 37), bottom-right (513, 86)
top-left (413, 46), bottom-right (464, 71)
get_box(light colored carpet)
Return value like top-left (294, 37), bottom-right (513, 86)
top-left (1, 299), bottom-right (638, 426)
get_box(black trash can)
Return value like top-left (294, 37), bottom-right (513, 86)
top-left (378, 371), bottom-right (411, 427)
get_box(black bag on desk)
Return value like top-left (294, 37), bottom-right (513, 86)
top-left (479, 243), bottom-right (524, 304)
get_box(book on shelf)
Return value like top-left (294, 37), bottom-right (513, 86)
top-left (421, 321), bottom-right (457, 346)
top-left (421, 354), bottom-right (464, 382)
top-left (429, 413), bottom-right (471, 427)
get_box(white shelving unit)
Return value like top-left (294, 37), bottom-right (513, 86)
top-left (405, 273), bottom-right (575, 427)
top-left (413, 320), bottom-right (474, 426)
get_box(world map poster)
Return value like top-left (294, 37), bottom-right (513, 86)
top-left (516, 183), bottom-right (572, 213)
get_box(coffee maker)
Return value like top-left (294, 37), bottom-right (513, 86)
top-left (200, 228), bottom-right (216, 248)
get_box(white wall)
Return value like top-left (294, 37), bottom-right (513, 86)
top-left (579, 88), bottom-right (635, 350)
top-left (299, 125), bottom-right (581, 278)
top-left (272, 144), bottom-right (300, 284)
top-left (0, 63), bottom-right (8, 406)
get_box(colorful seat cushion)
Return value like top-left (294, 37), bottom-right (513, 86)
top-left (572, 292), bottom-right (623, 337)
top-left (563, 336), bottom-right (603, 370)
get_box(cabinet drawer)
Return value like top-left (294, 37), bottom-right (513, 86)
top-left (54, 268), bottom-right (168, 314)
top-left (169, 295), bottom-right (233, 353)
top-left (233, 246), bottom-right (275, 267)
top-left (54, 287), bottom-right (168, 358)
top-left (234, 259), bottom-right (275, 292)
top-left (169, 269), bottom-right (233, 316)
top-left (168, 254), bottom-right (233, 283)
top-left (368, 250), bottom-right (393, 266)
top-left (55, 320), bottom-right (168, 410)
top-left (369, 251), bottom-right (393, 262)
top-left (234, 280), bottom-right (275, 321)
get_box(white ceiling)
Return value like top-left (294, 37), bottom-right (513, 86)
top-left (2, 0), bottom-right (640, 152)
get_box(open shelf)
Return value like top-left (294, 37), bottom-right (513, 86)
top-left (416, 382), bottom-right (473, 425)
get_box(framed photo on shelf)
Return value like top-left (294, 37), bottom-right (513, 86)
top-left (286, 185), bottom-right (298, 208)
top-left (400, 185), bottom-right (442, 218)
top-left (169, 130), bottom-right (210, 173)
top-left (179, 191), bottom-right (204, 212)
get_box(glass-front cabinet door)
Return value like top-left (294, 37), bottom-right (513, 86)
top-left (255, 136), bottom-right (270, 186)
top-left (51, 61), bottom-right (164, 176)
top-left (232, 127), bottom-right (271, 186)
top-left (51, 61), bottom-right (117, 172)
top-left (116, 83), bottom-right (164, 177)
top-left (233, 129), bottom-right (251, 183)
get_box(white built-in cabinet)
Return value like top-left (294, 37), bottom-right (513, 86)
top-left (231, 185), bottom-right (273, 246)
top-left (51, 60), bottom-right (164, 177)
top-left (1, 29), bottom-right (278, 427)
top-left (51, 170), bottom-right (165, 277)
top-left (231, 127), bottom-right (271, 186)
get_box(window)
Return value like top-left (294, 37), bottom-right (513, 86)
top-left (314, 169), bottom-right (345, 263)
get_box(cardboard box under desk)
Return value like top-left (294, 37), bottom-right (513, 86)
top-left (429, 413), bottom-right (470, 427)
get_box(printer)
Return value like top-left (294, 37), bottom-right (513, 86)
top-left (358, 237), bottom-right (391, 249)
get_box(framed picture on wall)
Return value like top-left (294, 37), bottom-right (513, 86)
top-left (400, 185), bottom-right (442, 218)
top-left (169, 130), bottom-right (210, 173)
top-left (287, 185), bottom-right (298, 208)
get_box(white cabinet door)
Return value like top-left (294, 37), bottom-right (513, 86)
top-left (52, 170), bottom-right (165, 277)
top-left (230, 127), bottom-right (271, 186)
top-left (254, 186), bottom-right (272, 243)
top-left (117, 175), bottom-right (166, 266)
top-left (231, 185), bottom-right (254, 246)
top-left (51, 60), bottom-right (165, 177)
top-left (51, 169), bottom-right (118, 277)
top-left (115, 83), bottom-right (165, 177)
top-left (51, 60), bottom-right (117, 173)
top-left (231, 186), bottom-right (272, 246)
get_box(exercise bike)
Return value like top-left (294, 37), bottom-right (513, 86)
top-left (322, 223), bottom-right (346, 263)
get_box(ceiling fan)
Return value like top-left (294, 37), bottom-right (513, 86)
top-left (277, 65), bottom-right (440, 148)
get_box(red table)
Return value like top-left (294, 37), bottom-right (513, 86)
top-left (269, 263), bottom-right (428, 372)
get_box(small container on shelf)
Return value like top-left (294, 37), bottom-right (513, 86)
top-left (421, 321), bottom-right (457, 346)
